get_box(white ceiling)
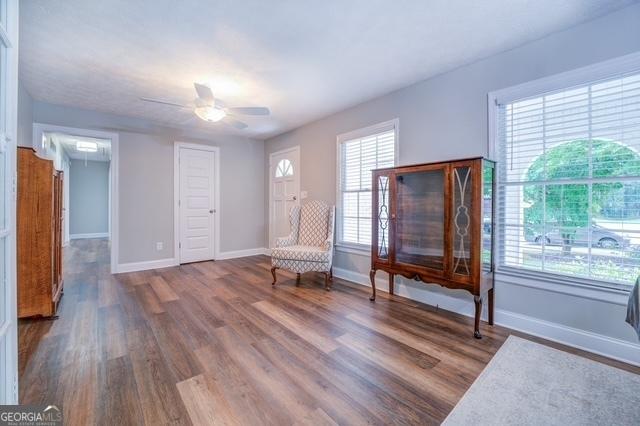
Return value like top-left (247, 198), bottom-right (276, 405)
top-left (49, 133), bottom-right (111, 162)
top-left (20, 0), bottom-right (636, 139)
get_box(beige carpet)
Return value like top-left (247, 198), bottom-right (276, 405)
top-left (443, 335), bottom-right (640, 425)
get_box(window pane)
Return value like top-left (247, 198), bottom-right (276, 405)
top-left (339, 125), bottom-right (395, 246)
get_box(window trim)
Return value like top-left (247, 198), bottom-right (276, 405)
top-left (488, 51), bottom-right (640, 293)
top-left (335, 119), bottom-right (399, 252)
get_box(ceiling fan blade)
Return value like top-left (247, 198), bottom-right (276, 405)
top-left (140, 97), bottom-right (189, 109)
top-left (226, 106), bottom-right (270, 116)
top-left (224, 117), bottom-right (248, 130)
top-left (194, 83), bottom-right (215, 102)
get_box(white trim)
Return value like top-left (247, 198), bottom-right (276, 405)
top-left (3, 0), bottom-right (21, 404)
top-left (268, 145), bottom-right (300, 249)
top-left (335, 243), bottom-right (370, 256)
top-left (116, 258), bottom-right (179, 274)
top-left (174, 142), bottom-right (220, 264)
top-left (487, 52), bottom-right (640, 291)
top-left (32, 123), bottom-right (119, 274)
top-left (333, 266), bottom-right (640, 366)
top-left (70, 232), bottom-right (109, 240)
top-left (335, 118), bottom-right (399, 247)
top-left (217, 247), bottom-right (269, 260)
top-left (490, 51), bottom-right (640, 105)
top-left (496, 269), bottom-right (630, 306)
top-left (488, 51), bottom-right (640, 160)
top-left (496, 309), bottom-right (640, 367)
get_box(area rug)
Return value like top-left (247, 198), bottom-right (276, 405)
top-left (443, 335), bottom-right (640, 425)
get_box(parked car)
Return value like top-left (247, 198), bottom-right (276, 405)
top-left (529, 224), bottom-right (629, 248)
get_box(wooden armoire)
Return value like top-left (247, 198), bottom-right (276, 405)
top-left (370, 157), bottom-right (495, 338)
top-left (17, 147), bottom-right (64, 318)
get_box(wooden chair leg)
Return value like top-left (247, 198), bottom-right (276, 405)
top-left (369, 269), bottom-right (376, 301)
top-left (329, 267), bottom-right (333, 281)
top-left (324, 272), bottom-right (330, 291)
top-left (488, 288), bottom-right (495, 326)
top-left (271, 267), bottom-right (277, 286)
top-left (473, 295), bottom-right (483, 339)
top-left (296, 273), bottom-right (301, 286)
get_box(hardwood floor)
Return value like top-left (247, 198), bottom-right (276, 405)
top-left (19, 239), bottom-right (639, 425)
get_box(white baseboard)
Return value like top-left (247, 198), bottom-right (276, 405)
top-left (116, 258), bottom-right (178, 273)
top-left (115, 248), bottom-right (269, 274)
top-left (332, 266), bottom-right (640, 367)
top-left (70, 232), bottom-right (109, 240)
top-left (496, 310), bottom-right (640, 366)
top-left (216, 247), bottom-right (270, 260)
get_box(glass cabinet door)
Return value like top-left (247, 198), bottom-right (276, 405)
top-left (452, 164), bottom-right (473, 277)
top-left (374, 173), bottom-right (391, 261)
top-left (482, 161), bottom-right (495, 272)
top-left (395, 168), bottom-right (446, 271)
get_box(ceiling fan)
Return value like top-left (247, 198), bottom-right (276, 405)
top-left (140, 83), bottom-right (270, 130)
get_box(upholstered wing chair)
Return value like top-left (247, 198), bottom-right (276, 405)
top-left (271, 200), bottom-right (336, 290)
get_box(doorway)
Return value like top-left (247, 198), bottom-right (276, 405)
top-left (174, 143), bottom-right (220, 264)
top-left (32, 124), bottom-right (119, 272)
top-left (269, 146), bottom-right (300, 248)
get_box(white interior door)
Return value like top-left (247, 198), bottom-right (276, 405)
top-left (179, 146), bottom-right (216, 263)
top-left (0, 0), bottom-right (18, 405)
top-left (269, 147), bottom-right (300, 248)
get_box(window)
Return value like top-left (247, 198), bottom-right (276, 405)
top-left (274, 159), bottom-right (293, 177)
top-left (337, 120), bottom-right (397, 247)
top-left (494, 61), bottom-right (640, 288)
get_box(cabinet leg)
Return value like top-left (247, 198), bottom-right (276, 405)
top-left (296, 273), bottom-right (301, 286)
top-left (389, 273), bottom-right (395, 295)
top-left (271, 267), bottom-right (278, 286)
top-left (369, 269), bottom-right (376, 301)
top-left (474, 295), bottom-right (483, 339)
top-left (488, 288), bottom-right (495, 326)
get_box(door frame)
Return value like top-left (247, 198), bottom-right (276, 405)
top-left (268, 146), bottom-right (300, 249)
top-left (1, 0), bottom-right (19, 405)
top-left (173, 142), bottom-right (220, 264)
top-left (31, 123), bottom-right (119, 273)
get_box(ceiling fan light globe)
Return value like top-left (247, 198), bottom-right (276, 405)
top-left (194, 106), bottom-right (226, 122)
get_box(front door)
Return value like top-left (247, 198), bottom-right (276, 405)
top-left (178, 146), bottom-right (216, 263)
top-left (269, 147), bottom-right (300, 248)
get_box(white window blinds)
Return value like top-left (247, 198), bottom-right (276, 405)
top-left (497, 71), bottom-right (640, 287)
top-left (338, 126), bottom-right (395, 246)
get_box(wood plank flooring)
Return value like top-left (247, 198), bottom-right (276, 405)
top-left (19, 239), bottom-right (639, 425)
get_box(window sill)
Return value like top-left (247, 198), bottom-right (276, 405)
top-left (335, 243), bottom-right (371, 257)
top-left (496, 267), bottom-right (631, 306)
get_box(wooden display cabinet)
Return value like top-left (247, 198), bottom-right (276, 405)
top-left (370, 157), bottom-right (495, 338)
top-left (17, 147), bottom-right (64, 318)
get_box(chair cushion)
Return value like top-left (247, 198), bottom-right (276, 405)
top-left (271, 245), bottom-right (331, 263)
top-left (298, 201), bottom-right (329, 247)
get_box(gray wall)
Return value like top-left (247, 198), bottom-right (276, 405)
top-left (30, 101), bottom-right (265, 264)
top-left (17, 82), bottom-right (33, 148)
top-left (265, 4), bottom-right (640, 353)
top-left (69, 159), bottom-right (110, 236)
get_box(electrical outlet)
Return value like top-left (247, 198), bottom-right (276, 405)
top-left (300, 190), bottom-right (308, 199)
top-left (156, 242), bottom-right (163, 251)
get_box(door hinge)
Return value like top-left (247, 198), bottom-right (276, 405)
top-left (179, 242), bottom-right (181, 249)
top-left (178, 199), bottom-right (181, 206)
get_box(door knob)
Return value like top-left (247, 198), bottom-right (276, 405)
top-left (209, 209), bottom-right (214, 214)
top-left (292, 196), bottom-right (297, 201)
